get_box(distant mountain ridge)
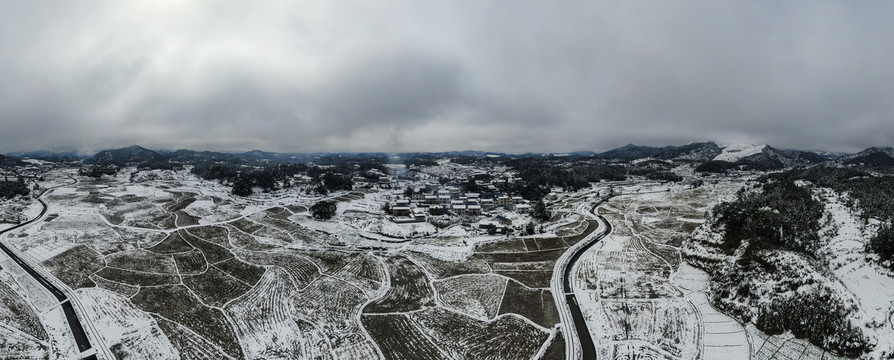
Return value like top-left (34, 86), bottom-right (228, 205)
top-left (595, 142), bottom-right (722, 162)
top-left (87, 145), bottom-right (164, 166)
top-left (839, 147), bottom-right (894, 172)
top-left (0, 154), bottom-right (26, 168)
top-left (10, 143), bottom-right (892, 172)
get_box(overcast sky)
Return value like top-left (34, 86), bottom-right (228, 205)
top-left (2, 1), bottom-right (893, 154)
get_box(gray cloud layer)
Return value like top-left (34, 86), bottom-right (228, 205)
top-left (2, 1), bottom-right (893, 154)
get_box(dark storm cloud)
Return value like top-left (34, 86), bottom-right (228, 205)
top-left (1, 1), bottom-right (893, 154)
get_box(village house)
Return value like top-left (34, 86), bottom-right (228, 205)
top-left (391, 206), bottom-right (411, 217)
top-left (495, 215), bottom-right (513, 226)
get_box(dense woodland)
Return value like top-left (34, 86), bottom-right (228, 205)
top-left (712, 179), bottom-right (824, 255)
top-left (190, 163), bottom-right (354, 197)
top-left (706, 173), bottom-right (875, 356)
top-left (0, 178), bottom-right (29, 199)
top-left (766, 166), bottom-right (894, 268)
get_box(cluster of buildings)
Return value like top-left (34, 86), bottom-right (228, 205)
top-left (388, 184), bottom-right (533, 225)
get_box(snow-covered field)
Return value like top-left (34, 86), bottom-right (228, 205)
top-left (2, 166), bottom-right (889, 359)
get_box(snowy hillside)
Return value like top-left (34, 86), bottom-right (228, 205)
top-left (713, 144), bottom-right (767, 162)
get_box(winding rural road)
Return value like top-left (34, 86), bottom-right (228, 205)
top-left (552, 194), bottom-right (614, 360)
top-left (0, 174), bottom-right (110, 360)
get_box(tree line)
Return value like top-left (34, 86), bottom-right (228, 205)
top-left (0, 177), bottom-right (29, 199)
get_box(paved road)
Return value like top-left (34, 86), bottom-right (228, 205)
top-left (561, 212), bottom-right (612, 360)
top-left (0, 177), bottom-right (99, 360)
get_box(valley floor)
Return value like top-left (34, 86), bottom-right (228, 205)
top-left (0, 168), bottom-right (889, 359)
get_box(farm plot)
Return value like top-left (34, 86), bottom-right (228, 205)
top-left (154, 317), bottom-right (234, 360)
top-left (363, 256), bottom-right (436, 313)
top-left (532, 237), bottom-right (569, 251)
top-left (106, 249), bottom-right (177, 274)
top-left (299, 250), bottom-right (357, 274)
top-left (433, 274), bottom-right (506, 320)
top-left (96, 267), bottom-right (179, 286)
top-left (560, 220), bottom-right (598, 246)
top-left (473, 248), bottom-right (567, 263)
top-left (182, 266), bottom-right (252, 307)
top-left (173, 249), bottom-right (207, 274)
top-left (238, 250), bottom-right (321, 289)
top-left (182, 199), bottom-right (241, 224)
top-left (110, 325), bottom-right (180, 360)
top-left (498, 279), bottom-right (559, 328)
top-left (214, 257), bottom-right (266, 286)
top-left (232, 218), bottom-right (264, 235)
top-left (132, 285), bottom-right (243, 358)
top-left (147, 232), bottom-right (194, 254)
top-left (180, 230), bottom-right (234, 264)
top-left (114, 227), bottom-right (167, 249)
top-left (333, 340), bottom-right (380, 359)
top-left (225, 225), bottom-right (276, 251)
top-left (573, 186), bottom-right (741, 360)
top-left (76, 287), bottom-right (178, 360)
top-left (293, 276), bottom-right (369, 347)
top-left (493, 269), bottom-right (552, 289)
top-left (41, 244), bottom-right (105, 289)
top-left (541, 330), bottom-right (566, 360)
top-left (409, 307), bottom-right (550, 360)
top-left (407, 251), bottom-right (491, 279)
top-left (23, 215), bottom-right (127, 255)
top-left (599, 299), bottom-right (700, 358)
top-left (267, 217), bottom-right (341, 246)
top-left (185, 226), bottom-right (230, 247)
top-left (250, 222), bottom-right (294, 244)
top-left (102, 200), bottom-right (154, 225)
top-left (90, 274), bottom-right (139, 298)
top-left (0, 278), bottom-right (48, 342)
top-left (333, 254), bottom-right (386, 296)
top-left (476, 238), bottom-right (529, 253)
top-left (748, 324), bottom-right (846, 360)
top-left (575, 239), bottom-right (677, 298)
top-left (164, 193), bottom-right (197, 213)
top-left (263, 207), bottom-right (292, 221)
top-left (226, 268), bottom-right (332, 360)
top-left (0, 324), bottom-right (48, 360)
top-left (555, 220), bottom-right (588, 237)
top-left (361, 314), bottom-right (450, 360)
top-left (123, 206), bottom-right (177, 230)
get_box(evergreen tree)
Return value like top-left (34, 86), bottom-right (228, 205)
top-left (311, 201), bottom-right (337, 220)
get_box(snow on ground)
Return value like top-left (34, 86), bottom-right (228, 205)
top-left (22, 159), bottom-right (51, 166)
top-left (109, 185), bottom-right (164, 198)
top-left (0, 249), bottom-right (78, 360)
top-left (184, 199), bottom-right (240, 224)
top-left (76, 288), bottom-right (178, 359)
top-left (379, 220), bottom-right (435, 238)
top-left (40, 306), bottom-right (79, 360)
top-left (51, 187), bottom-right (77, 195)
top-left (713, 144), bottom-right (766, 162)
top-left (572, 232), bottom-right (701, 360)
top-left (746, 324), bottom-right (846, 360)
top-left (674, 264), bottom-right (749, 360)
top-left (0, 324), bottom-right (47, 359)
top-left (437, 225), bottom-right (467, 238)
top-left (25, 242), bottom-right (78, 263)
top-left (817, 191), bottom-right (894, 356)
top-left (23, 202), bottom-right (43, 220)
top-left (226, 267), bottom-right (333, 359)
top-left (407, 243), bottom-right (473, 261)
